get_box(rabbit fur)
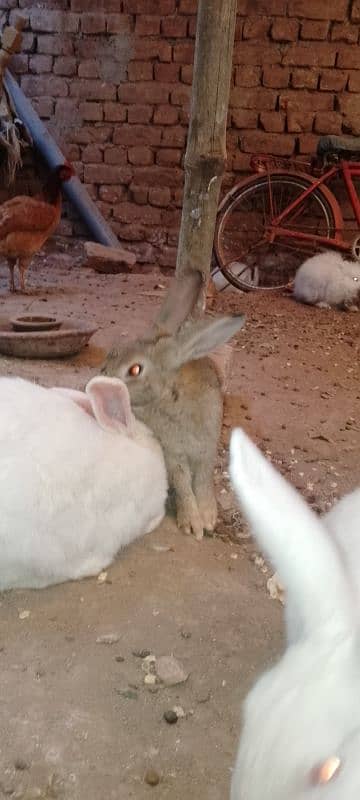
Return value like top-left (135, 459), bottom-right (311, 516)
top-left (229, 427), bottom-right (360, 800)
top-left (102, 272), bottom-right (245, 540)
top-left (0, 375), bottom-right (167, 590)
top-left (294, 251), bottom-right (360, 310)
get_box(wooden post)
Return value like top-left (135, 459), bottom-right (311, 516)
top-left (175, 0), bottom-right (237, 310)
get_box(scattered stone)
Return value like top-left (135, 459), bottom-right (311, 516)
top-left (180, 630), bottom-right (191, 640)
top-left (144, 768), bottom-right (160, 786)
top-left (18, 610), bottom-right (30, 620)
top-left (267, 573), bottom-right (285, 605)
top-left (173, 705), bottom-right (185, 718)
top-left (156, 655), bottom-right (189, 687)
top-left (115, 656), bottom-right (125, 663)
top-left (144, 674), bottom-right (157, 686)
top-left (196, 690), bottom-right (211, 704)
top-left (96, 634), bottom-right (120, 645)
top-left (97, 571), bottom-right (108, 583)
top-left (163, 709), bottom-right (178, 724)
top-left (133, 649), bottom-right (151, 659)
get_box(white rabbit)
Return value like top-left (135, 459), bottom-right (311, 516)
top-left (0, 375), bottom-right (168, 590)
top-left (229, 427), bottom-right (360, 800)
top-left (293, 251), bottom-right (360, 310)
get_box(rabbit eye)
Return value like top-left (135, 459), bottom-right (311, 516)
top-left (128, 363), bottom-right (142, 377)
top-left (311, 756), bottom-right (341, 786)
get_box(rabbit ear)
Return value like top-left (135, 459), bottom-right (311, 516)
top-left (85, 376), bottom-right (134, 435)
top-left (173, 314), bottom-right (245, 366)
top-left (50, 387), bottom-right (94, 417)
top-left (152, 271), bottom-right (203, 336)
top-left (230, 428), bottom-right (355, 642)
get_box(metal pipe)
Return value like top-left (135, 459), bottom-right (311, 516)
top-left (4, 69), bottom-right (120, 248)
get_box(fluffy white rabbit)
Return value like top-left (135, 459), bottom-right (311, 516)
top-left (0, 375), bottom-right (168, 590)
top-left (293, 251), bottom-right (360, 309)
top-left (229, 427), bottom-right (360, 800)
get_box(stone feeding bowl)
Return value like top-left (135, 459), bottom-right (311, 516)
top-left (0, 315), bottom-right (97, 359)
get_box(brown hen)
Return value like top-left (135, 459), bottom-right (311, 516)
top-left (0, 162), bottom-right (74, 292)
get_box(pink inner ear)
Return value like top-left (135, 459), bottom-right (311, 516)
top-left (85, 377), bottom-right (134, 434)
top-left (50, 387), bottom-right (94, 417)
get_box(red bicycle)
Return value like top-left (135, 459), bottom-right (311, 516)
top-left (213, 135), bottom-right (360, 291)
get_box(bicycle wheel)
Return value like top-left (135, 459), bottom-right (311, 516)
top-left (214, 173), bottom-right (337, 291)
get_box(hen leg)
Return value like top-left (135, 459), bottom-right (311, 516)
top-left (8, 259), bottom-right (16, 292)
top-left (18, 258), bottom-right (31, 294)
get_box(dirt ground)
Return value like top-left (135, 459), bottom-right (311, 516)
top-left (0, 241), bottom-right (359, 800)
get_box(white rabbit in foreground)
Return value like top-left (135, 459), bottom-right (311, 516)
top-left (229, 427), bottom-right (360, 800)
top-left (294, 251), bottom-right (360, 310)
top-left (0, 376), bottom-right (167, 590)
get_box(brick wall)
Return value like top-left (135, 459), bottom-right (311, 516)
top-left (1, 0), bottom-right (360, 266)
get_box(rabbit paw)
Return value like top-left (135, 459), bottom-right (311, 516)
top-left (197, 495), bottom-right (218, 532)
top-left (177, 505), bottom-right (204, 541)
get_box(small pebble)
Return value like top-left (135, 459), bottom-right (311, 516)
top-left (14, 757), bottom-right (30, 771)
top-left (96, 634), bottom-right (119, 645)
top-left (144, 768), bottom-right (160, 786)
top-left (18, 610), bottom-right (30, 620)
top-left (115, 656), bottom-right (125, 663)
top-left (133, 649), bottom-right (151, 659)
top-left (164, 709), bottom-right (178, 724)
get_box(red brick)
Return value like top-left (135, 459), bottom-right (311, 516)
top-left (133, 166), bottom-right (183, 187)
top-left (283, 44), bottom-right (336, 67)
top-left (232, 152), bottom-right (252, 172)
top-left (320, 69), bottom-right (348, 91)
top-left (233, 42), bottom-right (281, 65)
top-left (118, 83), bottom-right (170, 104)
top-left (32, 98), bottom-right (54, 118)
top-left (235, 66), bottom-right (261, 87)
top-left (291, 69), bottom-right (319, 89)
top-left (153, 105), bottom-right (179, 125)
top-left (161, 126), bottom-right (186, 146)
top-left (298, 134), bottom-right (319, 154)
top-left (241, 131), bottom-right (295, 156)
top-left (21, 32), bottom-right (35, 53)
top-left (181, 64), bottom-right (193, 84)
top-left (103, 147), bottom-right (127, 165)
top-left (81, 13), bottom-right (106, 34)
top-left (103, 102), bottom-right (127, 122)
top-left (66, 144), bottom-right (81, 161)
top-left (21, 75), bottom-right (68, 98)
top-left (237, 0), bottom-right (286, 12)
top-left (337, 94), bottom-right (360, 114)
top-left (288, 0), bottom-right (347, 20)
top-left (97, 201), bottom-right (113, 220)
top-left (230, 87), bottom-right (277, 110)
top-left (279, 90), bottom-right (333, 111)
top-left (113, 201), bottom-right (161, 225)
top-left (54, 98), bottom-right (80, 122)
top-left (154, 62), bottom-right (180, 82)
top-left (99, 185), bottom-right (127, 204)
top-left (84, 165), bottom-right (133, 184)
top-left (178, 0), bottom-right (196, 11)
top-left (167, 231), bottom-right (179, 245)
top-left (243, 17), bottom-right (270, 39)
top-left (173, 42), bottom-right (194, 63)
top-left (161, 15), bottom-right (188, 37)
top-left (79, 102), bottom-right (103, 121)
top-left (70, 80), bottom-right (116, 101)
top-left (161, 207), bottom-right (182, 227)
top-left (271, 18), bottom-right (299, 40)
top-left (78, 60), bottom-right (99, 79)
top-left (128, 147), bottom-right (154, 166)
top-left (133, 40), bottom-right (172, 61)
top-left (106, 14), bottom-right (132, 33)
top-left (348, 72), bottom-right (360, 92)
top-left (73, 39), bottom-right (98, 59)
top-left (112, 222), bottom-right (146, 242)
top-left (29, 54), bottom-right (52, 73)
top-left (54, 57), bottom-right (77, 76)
top-left (114, 124), bottom-right (162, 146)
top-left (351, 0), bottom-right (360, 21)
top-left (129, 185), bottom-right (149, 205)
top-left (71, 0), bottom-right (119, 10)
top-left (0, 0), bottom-right (16, 7)
top-left (123, 0), bottom-right (175, 11)
top-left (128, 105), bottom-right (153, 124)
top-left (302, 20), bottom-right (330, 39)
top-left (188, 17), bottom-right (196, 37)
top-left (259, 111), bottom-right (285, 133)
top-left (72, 126), bottom-right (113, 145)
top-left (331, 23), bottom-right (358, 43)
top-left (135, 15), bottom-right (161, 35)
top-left (82, 144), bottom-right (103, 163)
top-left (262, 64), bottom-right (290, 88)
top-left (30, 10), bottom-right (79, 32)
top-left (128, 61), bottom-right (153, 81)
top-left (158, 247), bottom-right (177, 267)
top-left (287, 110), bottom-right (314, 132)
top-left (337, 48), bottom-right (360, 68)
top-left (149, 187), bottom-right (171, 207)
top-left (231, 109), bottom-right (258, 129)
top-left (156, 148), bottom-right (182, 166)
top-left (314, 112), bottom-right (342, 134)
top-left (37, 35), bottom-right (74, 56)
top-left (170, 86), bottom-right (191, 106)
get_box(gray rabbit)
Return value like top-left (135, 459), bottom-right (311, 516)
top-left (102, 273), bottom-right (245, 540)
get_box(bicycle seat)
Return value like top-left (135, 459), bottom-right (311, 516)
top-left (317, 134), bottom-right (360, 156)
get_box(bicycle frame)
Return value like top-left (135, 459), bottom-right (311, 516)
top-left (266, 160), bottom-right (360, 252)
